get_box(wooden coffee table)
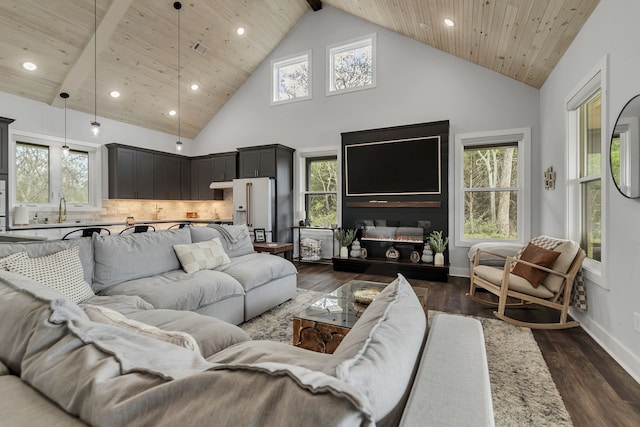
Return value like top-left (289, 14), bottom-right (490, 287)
top-left (292, 279), bottom-right (428, 353)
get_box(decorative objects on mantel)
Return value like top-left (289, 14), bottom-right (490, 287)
top-left (334, 228), bottom-right (356, 258)
top-left (350, 240), bottom-right (362, 258)
top-left (544, 166), bottom-right (556, 190)
top-left (410, 251), bottom-right (420, 263)
top-left (385, 246), bottom-right (400, 260)
top-left (421, 244), bottom-right (433, 263)
top-left (429, 230), bottom-right (448, 266)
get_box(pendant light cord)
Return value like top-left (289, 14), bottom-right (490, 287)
top-left (94, 0), bottom-right (98, 123)
top-left (177, 3), bottom-right (181, 143)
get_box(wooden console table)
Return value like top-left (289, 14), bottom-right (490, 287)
top-left (252, 242), bottom-right (293, 260)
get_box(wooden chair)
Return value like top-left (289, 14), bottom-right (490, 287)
top-left (62, 227), bottom-right (111, 240)
top-left (119, 225), bottom-right (156, 234)
top-left (466, 236), bottom-right (586, 330)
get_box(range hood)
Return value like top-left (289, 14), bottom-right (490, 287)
top-left (209, 181), bottom-right (233, 190)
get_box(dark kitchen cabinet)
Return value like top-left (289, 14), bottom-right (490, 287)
top-left (238, 147), bottom-right (277, 178)
top-left (190, 156), bottom-right (214, 200)
top-left (107, 145), bottom-right (154, 199)
top-left (211, 152), bottom-right (237, 182)
top-left (153, 154), bottom-right (182, 200)
top-left (0, 117), bottom-right (14, 175)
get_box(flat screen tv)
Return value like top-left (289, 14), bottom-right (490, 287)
top-left (344, 136), bottom-right (441, 196)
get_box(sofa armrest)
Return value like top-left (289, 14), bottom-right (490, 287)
top-left (399, 313), bottom-right (494, 427)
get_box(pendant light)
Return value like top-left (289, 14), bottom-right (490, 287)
top-left (90, 0), bottom-right (101, 137)
top-left (60, 92), bottom-right (70, 156)
top-left (174, 1), bottom-right (183, 153)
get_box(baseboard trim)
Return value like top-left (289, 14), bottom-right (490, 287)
top-left (449, 267), bottom-right (470, 278)
top-left (570, 308), bottom-right (640, 384)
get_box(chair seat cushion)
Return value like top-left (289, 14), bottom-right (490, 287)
top-left (473, 265), bottom-right (555, 298)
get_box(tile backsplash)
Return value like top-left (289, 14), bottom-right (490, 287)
top-left (20, 190), bottom-right (234, 225)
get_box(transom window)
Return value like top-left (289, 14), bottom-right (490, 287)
top-left (327, 34), bottom-right (376, 95)
top-left (271, 51), bottom-right (311, 105)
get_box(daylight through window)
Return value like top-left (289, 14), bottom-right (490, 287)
top-left (328, 34), bottom-right (376, 95)
top-left (271, 51), bottom-right (311, 105)
top-left (304, 157), bottom-right (337, 226)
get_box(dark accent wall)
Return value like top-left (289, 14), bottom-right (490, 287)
top-left (341, 120), bottom-right (449, 259)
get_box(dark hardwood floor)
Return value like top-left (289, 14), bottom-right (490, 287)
top-left (295, 262), bottom-right (640, 427)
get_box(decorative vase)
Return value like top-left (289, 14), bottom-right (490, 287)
top-left (350, 240), bottom-right (361, 258)
top-left (422, 245), bottom-right (433, 263)
top-left (434, 252), bottom-right (445, 266)
top-left (340, 246), bottom-right (349, 258)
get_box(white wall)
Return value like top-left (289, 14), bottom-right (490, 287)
top-left (195, 5), bottom-right (540, 275)
top-left (0, 90), bottom-right (193, 203)
top-left (539, 0), bottom-right (640, 382)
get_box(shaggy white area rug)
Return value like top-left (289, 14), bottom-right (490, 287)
top-left (240, 289), bottom-right (573, 426)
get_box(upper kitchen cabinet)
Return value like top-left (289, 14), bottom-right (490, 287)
top-left (190, 156), bottom-right (214, 200)
top-left (211, 152), bottom-right (237, 182)
top-left (107, 144), bottom-right (154, 199)
top-left (238, 145), bottom-right (293, 179)
top-left (153, 153), bottom-right (182, 200)
top-left (0, 117), bottom-right (15, 175)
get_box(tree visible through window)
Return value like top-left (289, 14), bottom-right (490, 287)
top-left (62, 150), bottom-right (89, 204)
top-left (16, 142), bottom-right (49, 203)
top-left (305, 157), bottom-right (337, 226)
top-left (272, 52), bottom-right (310, 104)
top-left (463, 143), bottom-right (518, 240)
top-left (328, 35), bottom-right (375, 94)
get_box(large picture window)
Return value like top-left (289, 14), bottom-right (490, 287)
top-left (455, 128), bottom-right (531, 247)
top-left (327, 34), bottom-right (376, 95)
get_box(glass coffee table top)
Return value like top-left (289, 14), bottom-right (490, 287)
top-left (295, 279), bottom-right (421, 330)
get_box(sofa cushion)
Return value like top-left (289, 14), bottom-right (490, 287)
top-left (208, 340), bottom-right (331, 370)
top-left (173, 238), bottom-right (230, 274)
top-left (100, 268), bottom-right (245, 312)
top-left (323, 274), bottom-right (427, 424)
top-left (0, 237), bottom-right (94, 285)
top-left (6, 247), bottom-right (94, 303)
top-left (127, 308), bottom-right (251, 358)
top-left (83, 305), bottom-right (200, 352)
top-left (80, 294), bottom-right (154, 315)
top-left (92, 228), bottom-right (192, 291)
top-left (220, 252), bottom-right (297, 291)
top-left (190, 224), bottom-right (255, 257)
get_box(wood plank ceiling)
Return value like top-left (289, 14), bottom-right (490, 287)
top-left (0, 0), bottom-right (599, 140)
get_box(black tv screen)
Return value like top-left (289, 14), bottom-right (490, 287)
top-left (345, 136), bottom-right (441, 196)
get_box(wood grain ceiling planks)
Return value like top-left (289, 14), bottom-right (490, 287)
top-left (0, 0), bottom-right (599, 140)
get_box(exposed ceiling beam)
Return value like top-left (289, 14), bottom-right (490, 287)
top-left (307, 0), bottom-right (322, 12)
top-left (51, 0), bottom-right (134, 107)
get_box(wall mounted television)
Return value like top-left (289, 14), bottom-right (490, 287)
top-left (344, 136), bottom-right (441, 197)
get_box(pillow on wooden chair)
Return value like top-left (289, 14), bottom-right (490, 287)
top-left (511, 243), bottom-right (561, 288)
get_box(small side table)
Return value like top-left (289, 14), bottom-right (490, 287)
top-left (252, 242), bottom-right (294, 260)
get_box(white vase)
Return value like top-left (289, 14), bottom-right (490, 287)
top-left (422, 245), bottom-right (433, 263)
top-left (340, 246), bottom-right (349, 258)
top-left (434, 252), bottom-right (445, 266)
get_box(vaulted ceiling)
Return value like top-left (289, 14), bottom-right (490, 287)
top-left (0, 0), bottom-right (599, 139)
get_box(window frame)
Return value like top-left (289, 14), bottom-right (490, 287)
top-left (326, 33), bottom-right (377, 96)
top-left (565, 56), bottom-right (608, 287)
top-left (303, 155), bottom-right (338, 227)
top-left (10, 130), bottom-right (102, 211)
top-left (270, 50), bottom-right (312, 106)
top-left (454, 128), bottom-right (531, 248)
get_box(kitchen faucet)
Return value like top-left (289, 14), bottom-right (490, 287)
top-left (58, 197), bottom-right (66, 223)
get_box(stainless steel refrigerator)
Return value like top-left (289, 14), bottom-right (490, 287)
top-left (232, 177), bottom-right (276, 242)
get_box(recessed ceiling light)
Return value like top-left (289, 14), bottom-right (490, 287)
top-left (169, 110), bottom-right (177, 116)
top-left (444, 18), bottom-right (455, 27)
top-left (110, 90), bottom-right (120, 98)
top-left (22, 62), bottom-right (37, 71)
top-left (236, 27), bottom-right (245, 36)
top-left (190, 83), bottom-right (199, 91)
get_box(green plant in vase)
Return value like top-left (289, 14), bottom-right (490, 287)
top-left (334, 228), bottom-right (356, 258)
top-left (429, 230), bottom-right (448, 266)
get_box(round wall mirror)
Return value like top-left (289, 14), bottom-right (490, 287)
top-left (611, 94), bottom-right (640, 198)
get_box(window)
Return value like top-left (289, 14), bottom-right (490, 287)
top-left (12, 131), bottom-right (100, 208)
top-left (327, 34), bottom-right (376, 95)
top-left (455, 129), bottom-right (531, 247)
top-left (271, 51), bottom-right (311, 105)
top-left (304, 156), bottom-right (338, 227)
top-left (566, 58), bottom-right (607, 282)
